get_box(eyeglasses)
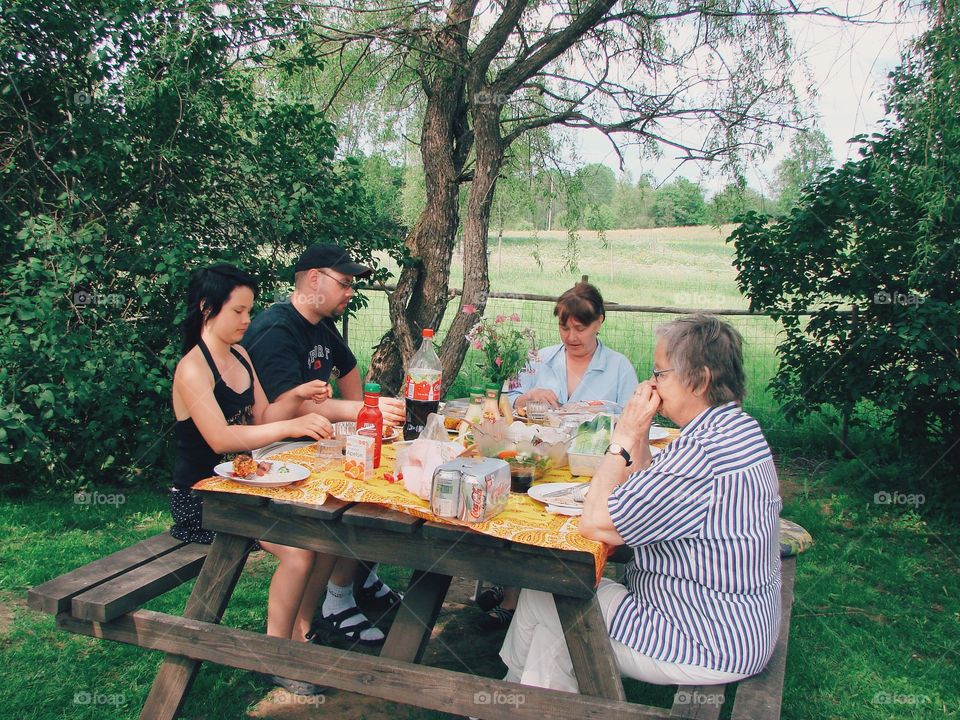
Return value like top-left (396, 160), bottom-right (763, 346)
top-left (319, 270), bottom-right (357, 291)
top-left (651, 368), bottom-right (674, 380)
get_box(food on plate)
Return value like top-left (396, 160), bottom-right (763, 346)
top-left (443, 415), bottom-right (461, 430)
top-left (232, 454), bottom-right (258, 477)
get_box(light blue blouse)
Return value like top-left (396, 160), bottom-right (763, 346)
top-left (507, 339), bottom-right (639, 406)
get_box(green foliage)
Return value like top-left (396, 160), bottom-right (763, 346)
top-left (708, 182), bottom-right (769, 225)
top-left (730, 18), bottom-right (960, 483)
top-left (651, 178), bottom-right (708, 226)
top-left (0, 1), bottom-right (402, 489)
top-left (773, 128), bottom-right (834, 214)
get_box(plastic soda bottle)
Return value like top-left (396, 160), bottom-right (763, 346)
top-left (403, 329), bottom-right (442, 440)
top-left (356, 382), bottom-right (384, 468)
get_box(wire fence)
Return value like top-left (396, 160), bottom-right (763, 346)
top-left (343, 286), bottom-right (814, 438)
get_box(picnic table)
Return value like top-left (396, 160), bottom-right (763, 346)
top-left (29, 436), bottom-right (802, 719)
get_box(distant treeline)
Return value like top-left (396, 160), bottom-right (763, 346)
top-left (359, 156), bottom-right (780, 232)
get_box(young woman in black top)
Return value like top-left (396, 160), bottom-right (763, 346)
top-left (171, 263), bottom-right (333, 695)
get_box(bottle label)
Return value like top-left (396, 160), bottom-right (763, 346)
top-left (357, 422), bottom-right (378, 437)
top-left (405, 369), bottom-right (441, 402)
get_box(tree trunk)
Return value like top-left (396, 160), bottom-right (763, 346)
top-left (438, 100), bottom-right (505, 391)
top-left (365, 2), bottom-right (476, 395)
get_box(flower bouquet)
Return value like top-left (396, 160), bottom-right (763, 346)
top-left (465, 311), bottom-right (537, 388)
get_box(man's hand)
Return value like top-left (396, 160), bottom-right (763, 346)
top-left (295, 380), bottom-right (332, 405)
top-left (379, 396), bottom-right (406, 426)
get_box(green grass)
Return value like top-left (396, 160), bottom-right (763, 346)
top-left (2, 465), bottom-right (957, 719)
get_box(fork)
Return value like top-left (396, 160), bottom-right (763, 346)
top-left (541, 481), bottom-right (591, 499)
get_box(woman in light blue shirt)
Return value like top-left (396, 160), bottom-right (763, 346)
top-left (478, 283), bottom-right (638, 630)
top-left (509, 282), bottom-right (638, 410)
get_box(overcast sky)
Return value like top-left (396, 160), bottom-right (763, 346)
top-left (575, 4), bottom-right (928, 196)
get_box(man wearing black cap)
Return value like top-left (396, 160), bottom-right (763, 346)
top-left (242, 242), bottom-right (404, 647)
top-left (243, 243), bottom-right (405, 424)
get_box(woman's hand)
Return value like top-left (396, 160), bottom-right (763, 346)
top-left (285, 413), bottom-right (333, 439)
top-left (516, 388), bottom-right (560, 409)
top-left (612, 381), bottom-right (661, 453)
top-left (295, 380), bottom-right (332, 405)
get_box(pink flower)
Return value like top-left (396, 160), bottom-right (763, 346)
top-left (495, 356), bottom-right (503, 366)
top-left (510, 312), bottom-right (521, 322)
top-left (495, 314), bottom-right (506, 324)
top-left (472, 341), bottom-right (483, 350)
top-left (462, 303), bottom-right (476, 314)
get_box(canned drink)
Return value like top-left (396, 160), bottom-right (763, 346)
top-left (459, 473), bottom-right (487, 522)
top-left (431, 468), bottom-right (462, 518)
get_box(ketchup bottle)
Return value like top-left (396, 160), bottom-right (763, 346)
top-left (356, 382), bottom-right (383, 469)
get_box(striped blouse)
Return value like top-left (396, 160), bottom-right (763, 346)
top-left (606, 402), bottom-right (782, 675)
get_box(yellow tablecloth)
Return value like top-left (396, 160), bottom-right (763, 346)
top-left (195, 431), bottom-right (680, 583)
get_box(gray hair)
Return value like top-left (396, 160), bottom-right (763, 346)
top-left (655, 314), bottom-right (746, 405)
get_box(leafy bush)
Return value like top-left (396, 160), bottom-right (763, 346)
top-left (0, 1), bottom-right (402, 489)
top-left (730, 18), bottom-right (960, 485)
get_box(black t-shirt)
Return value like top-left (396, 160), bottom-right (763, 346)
top-left (241, 301), bottom-right (356, 402)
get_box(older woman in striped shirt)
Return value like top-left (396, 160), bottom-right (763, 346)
top-left (500, 314), bottom-right (782, 691)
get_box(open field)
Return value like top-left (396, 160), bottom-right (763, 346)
top-left (352, 225), bottom-right (831, 447)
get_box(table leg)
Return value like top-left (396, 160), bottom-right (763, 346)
top-left (140, 533), bottom-right (254, 720)
top-left (554, 594), bottom-right (626, 700)
top-left (380, 570), bottom-right (452, 664)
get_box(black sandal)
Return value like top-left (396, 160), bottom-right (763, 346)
top-left (311, 607), bottom-right (384, 647)
top-left (479, 606), bottom-right (515, 631)
top-left (356, 579), bottom-right (403, 612)
top-left (476, 585), bottom-right (504, 612)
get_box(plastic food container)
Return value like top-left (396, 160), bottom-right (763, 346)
top-left (567, 451), bottom-right (605, 477)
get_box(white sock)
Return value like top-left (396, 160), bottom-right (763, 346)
top-left (362, 565), bottom-right (393, 599)
top-left (322, 581), bottom-right (383, 643)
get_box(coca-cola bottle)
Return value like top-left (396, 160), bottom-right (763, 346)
top-left (403, 328), bottom-right (442, 440)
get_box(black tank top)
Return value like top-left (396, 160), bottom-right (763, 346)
top-left (172, 339), bottom-right (255, 489)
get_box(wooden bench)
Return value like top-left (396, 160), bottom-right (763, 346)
top-left (27, 532), bottom-right (211, 623)
top-left (31, 505), bottom-right (799, 720)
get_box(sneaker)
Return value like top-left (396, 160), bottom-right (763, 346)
top-left (254, 670), bottom-right (327, 696)
top-left (269, 675), bottom-right (327, 696)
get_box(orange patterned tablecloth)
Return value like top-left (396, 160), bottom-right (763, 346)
top-left (194, 430), bottom-right (679, 584)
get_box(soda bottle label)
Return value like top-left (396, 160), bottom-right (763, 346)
top-left (405, 369), bottom-right (441, 402)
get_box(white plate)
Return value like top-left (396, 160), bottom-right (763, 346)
top-left (214, 460), bottom-right (310, 488)
top-left (648, 425), bottom-right (670, 441)
top-left (528, 482), bottom-right (586, 509)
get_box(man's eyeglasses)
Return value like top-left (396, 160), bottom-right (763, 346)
top-left (319, 270), bottom-right (358, 291)
top-left (652, 368), bottom-right (674, 380)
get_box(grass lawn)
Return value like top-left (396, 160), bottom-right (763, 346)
top-left (2, 461), bottom-right (957, 719)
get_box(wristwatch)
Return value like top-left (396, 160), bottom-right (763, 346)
top-left (605, 443), bottom-right (633, 467)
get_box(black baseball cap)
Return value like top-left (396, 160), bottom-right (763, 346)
top-left (293, 243), bottom-right (373, 278)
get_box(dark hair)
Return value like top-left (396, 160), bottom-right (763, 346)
top-left (554, 282), bottom-right (605, 326)
top-left (655, 314), bottom-right (746, 405)
top-left (181, 264), bottom-right (258, 355)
